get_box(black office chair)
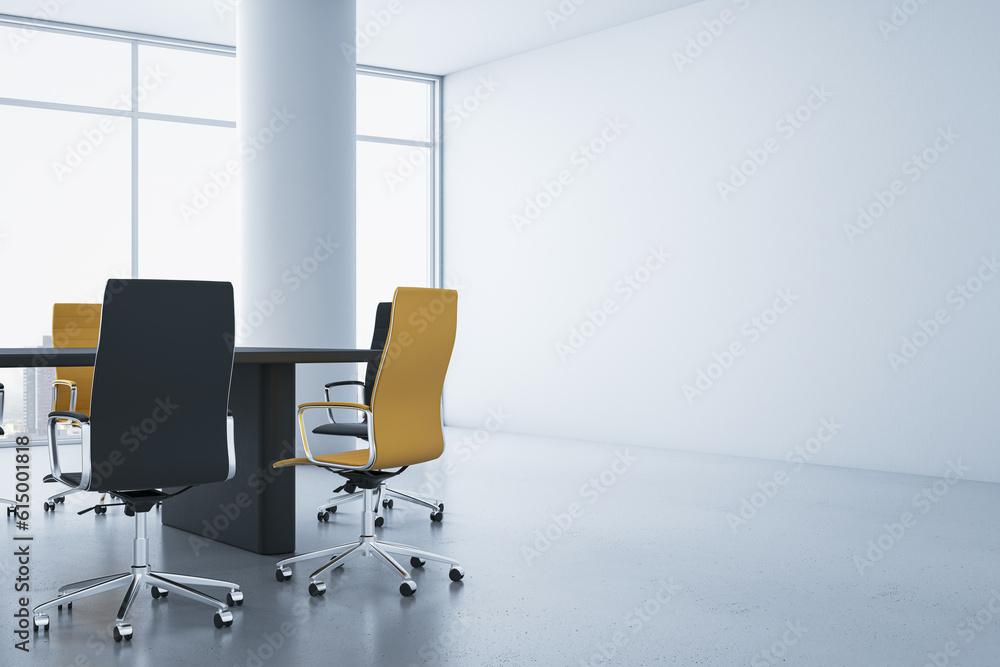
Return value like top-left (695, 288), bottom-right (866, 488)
top-left (31, 279), bottom-right (244, 642)
top-left (1, 382), bottom-right (17, 515)
top-left (315, 301), bottom-right (446, 526)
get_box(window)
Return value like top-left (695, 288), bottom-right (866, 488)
top-left (0, 18), bottom-right (440, 441)
top-left (356, 68), bottom-right (440, 345)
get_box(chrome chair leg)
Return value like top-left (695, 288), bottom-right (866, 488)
top-left (34, 573), bottom-right (132, 615)
top-left (278, 541), bottom-right (359, 569)
top-left (58, 573), bottom-right (125, 596)
top-left (276, 485), bottom-right (463, 597)
top-left (32, 512), bottom-right (241, 639)
top-left (379, 540), bottom-right (461, 569)
top-left (384, 487), bottom-right (443, 512)
top-left (308, 541), bottom-right (365, 580)
top-left (317, 489), bottom-right (363, 513)
top-left (147, 574), bottom-right (229, 611)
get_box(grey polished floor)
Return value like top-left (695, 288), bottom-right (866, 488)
top-left (2, 428), bottom-right (1000, 665)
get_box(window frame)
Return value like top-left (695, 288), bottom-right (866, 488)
top-left (0, 14), bottom-right (443, 443)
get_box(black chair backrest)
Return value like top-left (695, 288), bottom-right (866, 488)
top-left (363, 301), bottom-right (392, 406)
top-left (87, 279), bottom-right (235, 492)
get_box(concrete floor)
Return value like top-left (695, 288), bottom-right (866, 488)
top-left (2, 428), bottom-right (1000, 665)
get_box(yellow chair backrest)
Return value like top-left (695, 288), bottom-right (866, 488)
top-left (369, 287), bottom-right (457, 470)
top-left (52, 303), bottom-right (102, 415)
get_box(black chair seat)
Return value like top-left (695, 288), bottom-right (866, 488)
top-left (312, 422), bottom-right (368, 438)
top-left (44, 472), bottom-right (81, 485)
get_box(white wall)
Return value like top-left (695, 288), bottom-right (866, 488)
top-left (442, 0), bottom-right (1000, 482)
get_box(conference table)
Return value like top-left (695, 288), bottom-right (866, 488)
top-left (0, 346), bottom-right (381, 555)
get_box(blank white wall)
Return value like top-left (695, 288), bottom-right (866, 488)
top-left (442, 0), bottom-right (1000, 482)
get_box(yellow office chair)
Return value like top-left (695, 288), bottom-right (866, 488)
top-left (315, 300), bottom-right (446, 526)
top-left (44, 303), bottom-right (107, 513)
top-left (274, 287), bottom-right (464, 597)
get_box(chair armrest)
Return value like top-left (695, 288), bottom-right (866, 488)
top-left (296, 402), bottom-right (375, 470)
top-left (225, 414), bottom-right (236, 481)
top-left (51, 379), bottom-right (78, 413)
top-left (49, 411), bottom-right (89, 422)
top-left (46, 412), bottom-right (91, 491)
top-left (323, 381), bottom-right (365, 423)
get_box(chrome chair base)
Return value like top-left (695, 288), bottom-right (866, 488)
top-left (32, 512), bottom-right (242, 640)
top-left (282, 486), bottom-right (463, 597)
top-left (42, 487), bottom-right (110, 513)
top-left (317, 480), bottom-right (444, 523)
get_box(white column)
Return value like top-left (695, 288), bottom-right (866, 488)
top-left (238, 0), bottom-right (357, 430)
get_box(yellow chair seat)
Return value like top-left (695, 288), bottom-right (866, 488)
top-left (273, 448), bottom-right (371, 469)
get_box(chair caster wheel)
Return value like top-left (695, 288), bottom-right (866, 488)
top-left (95, 505), bottom-right (107, 515)
top-left (226, 590), bottom-right (244, 606)
top-left (275, 567), bottom-right (292, 582)
top-left (56, 497), bottom-right (65, 504)
top-left (213, 610), bottom-right (234, 628)
top-left (438, 502), bottom-right (444, 511)
top-left (400, 579), bottom-right (416, 597)
top-left (410, 557), bottom-right (425, 568)
top-left (113, 624), bottom-right (133, 642)
top-left (430, 511), bottom-right (443, 522)
top-left (33, 615), bottom-right (49, 632)
top-left (57, 601), bottom-right (72, 610)
top-left (6, 505), bottom-right (16, 516)
top-left (44, 502), bottom-right (55, 512)
top-left (375, 516), bottom-right (384, 528)
top-left (309, 581), bottom-right (327, 597)
top-left (382, 498), bottom-right (394, 509)
top-left (151, 587), bottom-right (168, 599)
top-left (449, 566), bottom-right (465, 582)
top-left (317, 511), bottom-right (330, 522)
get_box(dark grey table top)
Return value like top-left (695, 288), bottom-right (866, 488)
top-left (0, 347), bottom-right (381, 367)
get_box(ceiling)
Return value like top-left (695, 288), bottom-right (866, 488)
top-left (0, 0), bottom-right (702, 74)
